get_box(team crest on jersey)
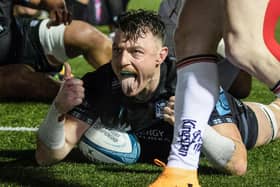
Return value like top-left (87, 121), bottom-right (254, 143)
top-left (155, 100), bottom-right (168, 119)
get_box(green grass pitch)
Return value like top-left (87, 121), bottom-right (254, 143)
top-left (0, 0), bottom-right (280, 186)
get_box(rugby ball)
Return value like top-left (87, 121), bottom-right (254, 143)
top-left (78, 126), bottom-right (141, 164)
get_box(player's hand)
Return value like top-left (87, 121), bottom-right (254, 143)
top-left (163, 96), bottom-right (175, 125)
top-left (54, 63), bottom-right (84, 114)
top-left (46, 0), bottom-right (72, 28)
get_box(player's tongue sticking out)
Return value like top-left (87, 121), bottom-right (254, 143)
top-left (120, 70), bottom-right (138, 95)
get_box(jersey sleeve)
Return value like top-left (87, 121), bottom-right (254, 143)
top-left (67, 71), bottom-right (100, 126)
top-left (67, 63), bottom-right (116, 126)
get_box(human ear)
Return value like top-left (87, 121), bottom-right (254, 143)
top-left (156, 46), bottom-right (168, 65)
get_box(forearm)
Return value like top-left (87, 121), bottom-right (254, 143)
top-left (35, 115), bottom-right (88, 166)
top-left (35, 104), bottom-right (89, 165)
top-left (35, 102), bottom-right (68, 165)
top-left (35, 64), bottom-right (86, 166)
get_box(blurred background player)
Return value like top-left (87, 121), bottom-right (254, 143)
top-left (0, 0), bottom-right (70, 65)
top-left (0, 0), bottom-right (112, 101)
top-left (66, 0), bottom-right (130, 38)
top-left (13, 5), bottom-right (42, 18)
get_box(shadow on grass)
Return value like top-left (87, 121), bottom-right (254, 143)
top-left (0, 149), bottom-right (87, 187)
top-left (0, 148), bottom-right (227, 187)
top-left (63, 148), bottom-right (226, 176)
top-left (95, 162), bottom-right (224, 175)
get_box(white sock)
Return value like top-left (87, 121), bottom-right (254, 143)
top-left (167, 62), bottom-right (219, 170)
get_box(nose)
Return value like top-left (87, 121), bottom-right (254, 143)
top-left (118, 50), bottom-right (131, 67)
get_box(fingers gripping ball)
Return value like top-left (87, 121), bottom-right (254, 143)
top-left (79, 126), bottom-right (141, 164)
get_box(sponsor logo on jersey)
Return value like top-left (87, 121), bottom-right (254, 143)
top-left (136, 128), bottom-right (171, 142)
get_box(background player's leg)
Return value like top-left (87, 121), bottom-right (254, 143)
top-left (0, 64), bottom-right (60, 102)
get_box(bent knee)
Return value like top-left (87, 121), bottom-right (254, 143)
top-left (224, 36), bottom-right (269, 73)
top-left (225, 39), bottom-right (251, 67)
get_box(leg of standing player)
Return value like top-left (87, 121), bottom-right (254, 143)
top-left (151, 0), bottom-right (280, 186)
top-left (223, 0), bottom-right (280, 92)
top-left (150, 0), bottom-right (223, 186)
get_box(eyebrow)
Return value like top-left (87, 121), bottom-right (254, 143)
top-left (112, 43), bottom-right (144, 50)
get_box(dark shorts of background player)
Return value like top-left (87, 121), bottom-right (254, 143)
top-left (0, 17), bottom-right (62, 73)
top-left (136, 91), bottom-right (258, 164)
top-left (67, 0), bottom-right (130, 26)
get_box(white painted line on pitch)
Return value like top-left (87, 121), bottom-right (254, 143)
top-left (0, 126), bottom-right (38, 132)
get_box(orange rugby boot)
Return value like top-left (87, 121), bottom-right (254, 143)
top-left (149, 166), bottom-right (200, 187)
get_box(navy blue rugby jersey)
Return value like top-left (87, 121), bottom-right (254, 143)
top-left (69, 57), bottom-right (177, 131)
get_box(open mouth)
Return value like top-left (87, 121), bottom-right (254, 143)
top-left (119, 70), bottom-right (139, 95)
top-left (120, 70), bottom-right (137, 78)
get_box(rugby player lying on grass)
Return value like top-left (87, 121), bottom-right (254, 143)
top-left (0, 0), bottom-right (112, 102)
top-left (35, 10), bottom-right (280, 185)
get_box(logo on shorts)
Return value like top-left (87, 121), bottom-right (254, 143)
top-left (216, 89), bottom-right (230, 115)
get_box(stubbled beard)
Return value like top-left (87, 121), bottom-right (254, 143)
top-left (134, 78), bottom-right (156, 102)
top-left (134, 91), bottom-right (152, 102)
